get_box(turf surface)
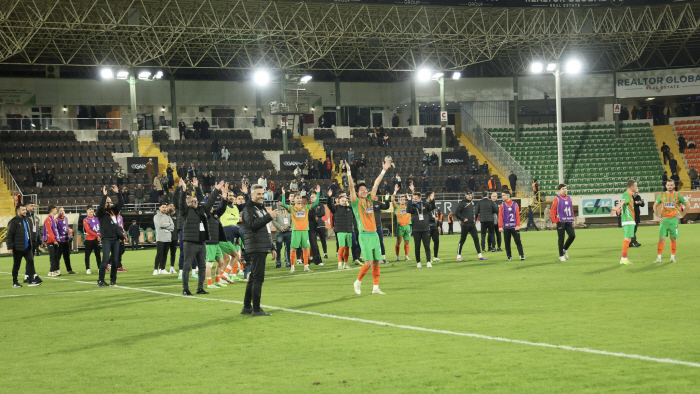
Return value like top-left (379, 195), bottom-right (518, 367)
top-left (2, 225), bottom-right (700, 393)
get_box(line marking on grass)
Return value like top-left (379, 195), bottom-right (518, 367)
top-left (0, 289), bottom-right (121, 298)
top-left (3, 272), bottom-right (700, 369)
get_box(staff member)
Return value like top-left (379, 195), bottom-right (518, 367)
top-left (630, 193), bottom-right (645, 247)
top-left (56, 207), bottom-right (77, 274)
top-left (272, 202), bottom-right (292, 268)
top-left (476, 192), bottom-right (499, 253)
top-left (154, 204), bottom-right (175, 275)
top-left (43, 205), bottom-right (60, 276)
top-left (7, 205), bottom-right (42, 287)
top-left (406, 184), bottom-right (433, 268)
top-left (453, 191), bottom-right (487, 261)
top-left (96, 185), bottom-right (123, 287)
top-left (241, 184), bottom-right (277, 316)
top-left (83, 205), bottom-right (101, 275)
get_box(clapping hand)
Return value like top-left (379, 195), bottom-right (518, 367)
top-left (382, 158), bottom-right (393, 171)
top-left (103, 186), bottom-right (108, 195)
top-left (111, 185), bottom-right (119, 194)
top-left (241, 183), bottom-right (248, 194)
top-left (215, 180), bottom-right (225, 190)
top-left (192, 177), bottom-right (199, 187)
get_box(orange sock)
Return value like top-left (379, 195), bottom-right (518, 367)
top-left (371, 265), bottom-right (380, 285)
top-left (357, 265), bottom-right (370, 281)
top-left (338, 247), bottom-right (344, 263)
top-left (404, 243), bottom-right (410, 256)
top-left (657, 242), bottom-right (664, 255)
top-left (671, 240), bottom-right (677, 255)
top-left (622, 240), bottom-right (630, 258)
top-left (224, 266), bottom-right (232, 274)
top-left (206, 278), bottom-right (213, 285)
top-left (290, 250), bottom-right (296, 266)
top-left (215, 275), bottom-right (220, 283)
top-left (343, 247), bottom-right (350, 263)
top-left (395, 244), bottom-right (400, 256)
top-left (303, 250), bottom-right (309, 266)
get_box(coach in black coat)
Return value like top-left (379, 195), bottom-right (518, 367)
top-left (6, 205), bottom-right (40, 286)
top-left (241, 184), bottom-right (277, 316)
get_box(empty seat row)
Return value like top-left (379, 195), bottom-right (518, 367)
top-left (0, 130), bottom-right (76, 142)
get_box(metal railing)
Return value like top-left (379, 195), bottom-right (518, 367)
top-left (460, 109), bottom-right (533, 199)
top-left (1, 117), bottom-right (122, 131)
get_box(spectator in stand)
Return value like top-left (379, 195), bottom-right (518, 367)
top-left (294, 166), bottom-right (302, 180)
top-left (348, 147), bottom-right (355, 163)
top-left (532, 179), bottom-right (541, 202)
top-left (383, 134), bottom-right (390, 147)
top-left (383, 180), bottom-right (392, 195)
top-left (421, 176), bottom-right (429, 193)
top-left (488, 176), bottom-right (497, 192)
top-left (445, 176), bottom-right (454, 192)
top-left (241, 174), bottom-right (251, 187)
top-left (453, 176), bottom-right (461, 192)
top-left (134, 184), bottom-right (145, 210)
top-left (31, 163), bottom-right (42, 187)
top-left (269, 181), bottom-right (275, 192)
top-left (317, 158), bottom-right (325, 180)
top-left (290, 179), bottom-right (299, 192)
top-left (178, 119), bottom-right (187, 140)
top-left (177, 163), bottom-right (186, 180)
top-left (302, 159), bottom-right (311, 179)
top-left (128, 220), bottom-right (140, 250)
top-left (468, 176), bottom-right (476, 192)
top-left (660, 142), bottom-right (671, 164)
top-left (422, 153), bottom-right (430, 166)
top-left (121, 186), bottom-right (130, 203)
top-left (187, 164), bottom-right (197, 179)
top-left (688, 167), bottom-right (698, 189)
top-left (471, 161), bottom-right (478, 175)
top-left (44, 169), bottom-right (56, 187)
top-left (430, 151), bottom-right (439, 166)
top-left (201, 172), bottom-right (211, 192)
top-left (150, 185), bottom-right (160, 204)
top-left (669, 154), bottom-right (678, 175)
top-left (166, 164), bottom-right (174, 190)
top-left (325, 158), bottom-right (332, 179)
top-left (258, 174), bottom-right (267, 189)
top-left (422, 163), bottom-right (429, 177)
top-left (678, 134), bottom-right (686, 154)
top-left (481, 162), bottom-right (489, 174)
top-left (221, 145), bottom-right (230, 161)
top-left (671, 172), bottom-right (680, 189)
top-left (661, 171), bottom-right (669, 189)
top-left (114, 166), bottom-right (125, 187)
top-left (153, 173), bottom-right (164, 195)
top-left (211, 139), bottom-right (219, 161)
top-left (193, 117), bottom-right (201, 139)
top-left (392, 113), bottom-right (400, 127)
top-left (146, 159), bottom-right (156, 184)
top-left (201, 117), bottom-right (210, 139)
top-left (509, 171), bottom-right (518, 194)
top-left (688, 138), bottom-right (696, 150)
top-left (393, 173), bottom-right (402, 189)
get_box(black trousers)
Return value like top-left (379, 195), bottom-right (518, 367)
top-left (448, 222), bottom-right (454, 234)
top-left (58, 241), bottom-right (73, 272)
top-left (108, 241), bottom-right (125, 268)
top-left (309, 227), bottom-right (322, 265)
top-left (491, 224), bottom-right (502, 249)
top-left (556, 222), bottom-right (576, 257)
top-left (99, 237), bottom-right (120, 282)
top-left (430, 228), bottom-right (440, 258)
top-left (413, 230), bottom-right (431, 263)
top-left (525, 218), bottom-right (539, 231)
top-left (167, 240), bottom-right (177, 267)
top-left (316, 227), bottom-right (327, 254)
top-left (480, 221), bottom-right (495, 251)
top-left (503, 229), bottom-right (524, 258)
top-left (131, 238), bottom-right (139, 250)
top-left (48, 244), bottom-right (60, 272)
top-left (457, 225), bottom-right (481, 255)
top-left (243, 252), bottom-right (268, 312)
top-left (84, 239), bottom-right (101, 270)
top-left (155, 241), bottom-right (171, 270)
top-left (12, 248), bottom-right (36, 283)
top-left (32, 235), bottom-right (41, 256)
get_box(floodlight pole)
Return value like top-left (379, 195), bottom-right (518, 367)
top-left (129, 70), bottom-right (140, 157)
top-left (439, 76), bottom-right (446, 151)
top-left (554, 66), bottom-right (564, 185)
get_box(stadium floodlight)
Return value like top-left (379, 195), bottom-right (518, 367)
top-left (153, 71), bottom-right (164, 80)
top-left (100, 68), bottom-right (114, 79)
top-left (116, 70), bottom-right (129, 79)
top-left (565, 59), bottom-right (582, 74)
top-left (530, 62), bottom-right (544, 73)
top-left (546, 63), bottom-right (557, 72)
top-left (253, 70), bottom-right (270, 85)
top-left (138, 71), bottom-right (151, 80)
top-left (431, 72), bottom-right (444, 80)
top-left (417, 68), bottom-right (432, 81)
top-left (300, 75), bottom-right (312, 84)
top-left (452, 71), bottom-right (461, 80)
top-left (646, 97), bottom-right (655, 101)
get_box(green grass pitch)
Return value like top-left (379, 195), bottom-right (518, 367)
top-left (2, 225), bottom-right (700, 393)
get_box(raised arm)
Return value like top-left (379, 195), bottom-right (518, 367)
top-left (280, 192), bottom-right (290, 210)
top-left (203, 182), bottom-right (224, 212)
top-left (346, 161), bottom-right (357, 202)
top-left (371, 159), bottom-right (393, 198)
top-left (326, 190), bottom-right (336, 213)
top-left (97, 186), bottom-right (108, 217)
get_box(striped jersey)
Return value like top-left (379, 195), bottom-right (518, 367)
top-left (620, 191), bottom-right (635, 225)
top-left (655, 191), bottom-right (686, 218)
top-left (281, 195), bottom-right (319, 231)
top-left (395, 204), bottom-right (411, 226)
top-left (351, 194), bottom-right (377, 233)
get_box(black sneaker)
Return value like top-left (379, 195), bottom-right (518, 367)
top-left (251, 309), bottom-right (271, 317)
top-left (29, 278), bottom-right (43, 287)
top-left (520, 255), bottom-right (526, 261)
top-left (67, 271), bottom-right (78, 275)
top-left (285, 262), bottom-right (291, 267)
top-left (110, 282), bottom-right (118, 287)
top-left (240, 307), bottom-right (253, 315)
top-left (196, 288), bottom-right (209, 295)
top-left (182, 289), bottom-right (192, 296)
top-left (97, 280), bottom-right (110, 287)
top-left (23, 275), bottom-right (29, 283)
top-left (13, 282), bottom-right (22, 288)
top-left (497, 248), bottom-right (503, 252)
top-left (324, 253), bottom-right (328, 259)
top-left (507, 256), bottom-right (513, 261)
top-left (358, 258), bottom-right (365, 263)
top-left (275, 262), bottom-right (281, 268)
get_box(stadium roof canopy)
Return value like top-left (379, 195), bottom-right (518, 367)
top-left (1, 0), bottom-right (699, 81)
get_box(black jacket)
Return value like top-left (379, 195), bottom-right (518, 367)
top-left (179, 187), bottom-right (219, 244)
top-left (373, 198), bottom-right (390, 229)
top-left (170, 214), bottom-right (178, 241)
top-left (174, 186), bottom-right (202, 231)
top-left (310, 203), bottom-right (326, 230)
top-left (453, 199), bottom-right (477, 226)
top-left (476, 199), bottom-right (499, 223)
top-left (427, 200), bottom-right (438, 229)
top-left (97, 193), bottom-right (123, 239)
top-left (241, 200), bottom-right (275, 253)
top-left (406, 200), bottom-right (433, 232)
top-left (206, 197), bottom-right (228, 244)
top-left (26, 212), bottom-right (40, 238)
top-left (6, 215), bottom-right (33, 252)
top-left (633, 194), bottom-right (645, 224)
top-left (327, 198), bottom-right (354, 234)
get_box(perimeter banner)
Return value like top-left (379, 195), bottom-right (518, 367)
top-left (441, 151), bottom-right (469, 166)
top-left (127, 157), bottom-right (159, 174)
top-left (616, 67), bottom-right (700, 98)
top-left (579, 193), bottom-right (652, 218)
top-left (279, 154), bottom-right (308, 170)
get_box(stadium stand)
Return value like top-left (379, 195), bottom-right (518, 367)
top-left (488, 122), bottom-right (663, 195)
top-left (672, 118), bottom-right (700, 181)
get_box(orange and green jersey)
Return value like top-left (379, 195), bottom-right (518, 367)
top-left (351, 194), bottom-right (377, 233)
top-left (620, 191), bottom-right (635, 225)
top-left (655, 191), bottom-right (687, 218)
top-left (394, 203), bottom-right (411, 226)
top-left (281, 194), bottom-right (319, 231)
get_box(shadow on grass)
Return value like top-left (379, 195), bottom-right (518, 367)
top-left (511, 261), bottom-right (559, 270)
top-left (584, 265), bottom-right (622, 275)
top-left (289, 295), bottom-right (356, 310)
top-left (630, 262), bottom-right (672, 273)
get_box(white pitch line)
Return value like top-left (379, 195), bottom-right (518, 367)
top-left (0, 289), bottom-right (121, 298)
top-left (2, 272), bottom-right (700, 369)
